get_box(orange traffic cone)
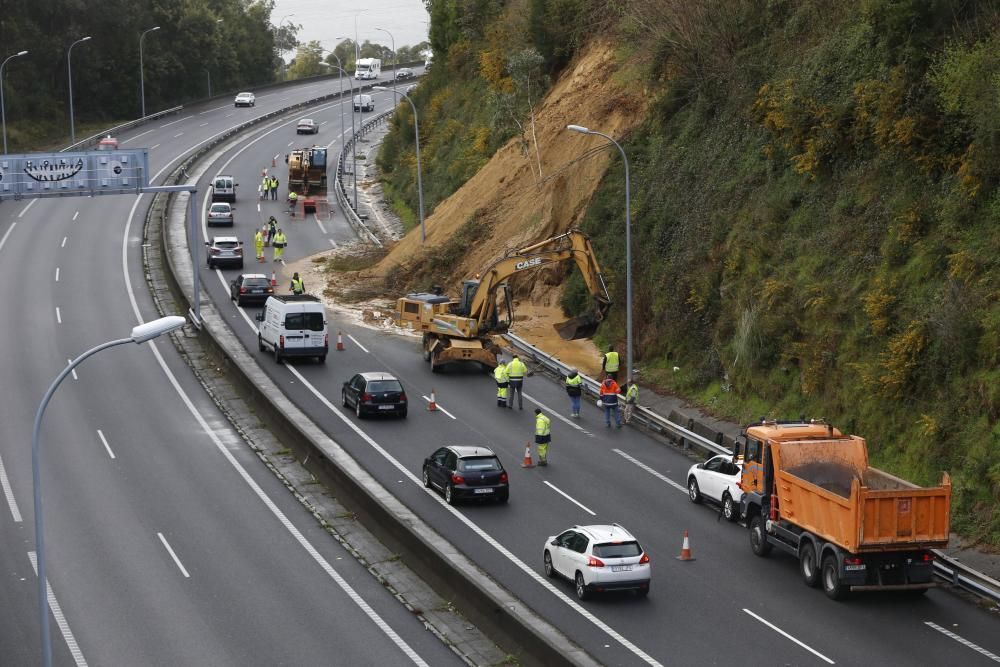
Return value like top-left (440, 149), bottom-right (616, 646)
top-left (427, 388), bottom-right (438, 411)
top-left (675, 530), bottom-right (695, 561)
top-left (271, 155), bottom-right (276, 168)
top-left (270, 271), bottom-right (277, 287)
top-left (336, 331), bottom-right (345, 351)
top-left (520, 443), bottom-right (535, 468)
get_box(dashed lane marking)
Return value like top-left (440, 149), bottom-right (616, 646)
top-left (18, 199), bottom-right (37, 217)
top-left (157, 532), bottom-right (190, 578)
top-left (55, 307), bottom-right (62, 324)
top-left (347, 334), bottom-right (368, 353)
top-left (544, 481), bottom-right (596, 515)
top-left (925, 621), bottom-right (1000, 662)
top-left (420, 396), bottom-right (456, 420)
top-left (55, 267), bottom-right (60, 282)
top-left (28, 551), bottom-right (87, 666)
top-left (120, 129), bottom-right (153, 143)
top-left (613, 449), bottom-right (687, 494)
top-left (61, 236), bottom-right (67, 248)
top-left (159, 115), bottom-right (194, 129)
top-left (0, 453), bottom-right (22, 522)
top-left (67, 360), bottom-right (78, 381)
top-left (0, 223), bottom-right (15, 254)
top-left (97, 429), bottom-right (116, 459)
top-left (743, 609), bottom-right (834, 664)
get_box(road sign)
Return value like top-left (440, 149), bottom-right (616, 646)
top-left (0, 149), bottom-right (150, 200)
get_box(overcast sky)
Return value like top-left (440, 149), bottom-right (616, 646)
top-left (272, 0), bottom-right (431, 52)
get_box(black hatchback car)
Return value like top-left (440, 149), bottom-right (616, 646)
top-left (422, 446), bottom-right (509, 504)
top-left (230, 274), bottom-right (274, 306)
top-left (342, 372), bottom-right (407, 418)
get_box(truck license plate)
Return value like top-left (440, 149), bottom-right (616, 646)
top-left (611, 565), bottom-right (633, 572)
top-left (473, 488), bottom-right (494, 494)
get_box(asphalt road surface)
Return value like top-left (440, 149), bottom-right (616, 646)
top-left (0, 74), bottom-right (461, 666)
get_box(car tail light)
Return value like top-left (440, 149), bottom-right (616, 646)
top-left (266, 287), bottom-right (273, 294)
top-left (279, 335), bottom-right (285, 349)
top-left (921, 552), bottom-right (935, 562)
top-left (639, 553), bottom-right (650, 565)
top-left (587, 556), bottom-right (605, 568)
top-left (451, 474), bottom-right (465, 485)
top-left (399, 393), bottom-right (407, 403)
top-left (844, 556), bottom-right (863, 566)
top-left (499, 471), bottom-right (508, 483)
top-left (235, 247), bottom-right (243, 256)
top-left (361, 393), bottom-right (372, 402)
top-left (240, 287), bottom-right (247, 294)
top-left (211, 248), bottom-right (221, 255)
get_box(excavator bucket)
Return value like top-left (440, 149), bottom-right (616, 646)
top-left (555, 314), bottom-right (600, 340)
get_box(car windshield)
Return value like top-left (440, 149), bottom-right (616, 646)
top-left (367, 380), bottom-right (402, 393)
top-left (244, 278), bottom-right (269, 287)
top-left (284, 312), bottom-right (324, 331)
top-left (593, 541), bottom-right (642, 558)
top-left (458, 457), bottom-right (501, 472)
top-left (216, 241), bottom-right (239, 248)
top-left (210, 205), bottom-right (229, 213)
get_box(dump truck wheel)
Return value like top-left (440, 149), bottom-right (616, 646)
top-left (800, 542), bottom-right (820, 588)
top-left (750, 514), bottom-right (772, 557)
top-left (822, 553), bottom-right (847, 600)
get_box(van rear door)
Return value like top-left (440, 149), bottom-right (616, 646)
top-left (283, 311), bottom-right (326, 350)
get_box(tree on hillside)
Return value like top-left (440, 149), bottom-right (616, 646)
top-left (484, 47), bottom-right (549, 181)
top-left (286, 41), bottom-right (327, 79)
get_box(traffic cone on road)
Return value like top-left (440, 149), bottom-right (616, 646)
top-left (272, 155), bottom-right (276, 168)
top-left (520, 443), bottom-right (535, 468)
top-left (336, 331), bottom-right (345, 351)
top-left (427, 388), bottom-right (438, 411)
top-left (675, 530), bottom-right (695, 561)
top-left (270, 271), bottom-right (277, 287)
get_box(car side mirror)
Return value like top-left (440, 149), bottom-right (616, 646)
top-left (204, 241), bottom-right (210, 246)
top-left (550, 540), bottom-right (559, 547)
top-left (696, 463), bottom-right (704, 469)
top-left (255, 313), bottom-right (264, 322)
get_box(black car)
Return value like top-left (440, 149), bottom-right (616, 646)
top-left (422, 446), bottom-right (509, 504)
top-left (395, 68), bottom-right (414, 80)
top-left (342, 372), bottom-right (407, 418)
top-left (230, 274), bottom-right (274, 306)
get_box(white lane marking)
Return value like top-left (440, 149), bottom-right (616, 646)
top-left (173, 132), bottom-right (184, 138)
top-left (122, 194), bottom-right (428, 667)
top-left (157, 533), bottom-right (191, 578)
top-left (346, 334), bottom-right (368, 353)
top-left (287, 141), bottom-right (294, 147)
top-left (328, 238), bottom-right (338, 249)
top-left (96, 429), bottom-right (116, 459)
top-left (28, 551), bottom-right (87, 666)
top-left (224, 113), bottom-right (233, 118)
top-left (61, 236), bottom-right (67, 248)
top-left (524, 392), bottom-right (593, 437)
top-left (0, 222), bottom-right (16, 253)
top-left (199, 122), bottom-right (209, 127)
top-left (925, 621), bottom-right (1000, 662)
top-left (283, 365), bottom-right (661, 666)
top-left (55, 307), bottom-right (62, 324)
top-left (613, 449), bottom-right (688, 494)
top-left (321, 120), bottom-right (329, 125)
top-left (273, 153), bottom-right (280, 162)
top-left (743, 609), bottom-right (834, 664)
top-left (543, 481), bottom-right (596, 516)
top-left (150, 144), bottom-right (160, 150)
top-left (68, 360), bottom-right (78, 381)
top-left (120, 129), bottom-right (153, 144)
top-left (420, 396), bottom-right (456, 420)
top-left (55, 267), bottom-right (60, 282)
top-left (0, 453), bottom-right (23, 522)
top-left (159, 114), bottom-right (194, 128)
top-left (280, 96), bottom-right (289, 101)
top-left (18, 199), bottom-right (37, 218)
top-left (314, 215), bottom-right (327, 234)
top-left (72, 211), bottom-right (79, 221)
top-left (199, 104), bottom-right (230, 115)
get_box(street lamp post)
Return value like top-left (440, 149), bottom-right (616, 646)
top-left (337, 36), bottom-right (359, 211)
top-left (139, 26), bottom-right (160, 118)
top-left (324, 50), bottom-right (348, 182)
top-left (32, 316), bottom-right (186, 667)
top-left (375, 86), bottom-right (424, 242)
top-left (566, 124), bottom-right (633, 381)
top-left (1, 49), bottom-right (29, 154)
top-left (67, 36), bottom-right (91, 145)
top-left (205, 19), bottom-right (223, 98)
top-left (374, 27), bottom-right (396, 105)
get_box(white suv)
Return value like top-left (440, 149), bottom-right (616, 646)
top-left (234, 92), bottom-right (255, 107)
top-left (543, 524), bottom-right (650, 599)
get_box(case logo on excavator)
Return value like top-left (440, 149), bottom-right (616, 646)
top-left (515, 257), bottom-right (543, 271)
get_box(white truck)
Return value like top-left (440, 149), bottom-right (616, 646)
top-left (354, 58), bottom-right (381, 80)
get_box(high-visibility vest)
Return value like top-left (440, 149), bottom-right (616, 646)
top-left (507, 357), bottom-right (527, 380)
top-left (255, 231), bottom-right (264, 246)
top-left (626, 383), bottom-right (639, 403)
top-left (273, 232), bottom-right (287, 247)
top-left (604, 351), bottom-right (620, 372)
top-left (599, 380), bottom-right (619, 405)
top-left (535, 413), bottom-right (551, 437)
top-left (289, 192), bottom-right (298, 201)
top-left (291, 278), bottom-right (304, 293)
top-left (493, 364), bottom-right (509, 386)
top-left (565, 374), bottom-right (582, 396)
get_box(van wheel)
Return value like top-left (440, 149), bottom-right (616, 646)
top-left (258, 335), bottom-right (266, 352)
top-left (274, 346), bottom-right (282, 364)
top-left (822, 553), bottom-right (847, 600)
top-left (317, 355), bottom-right (326, 364)
top-left (750, 515), bottom-right (772, 557)
top-left (800, 542), bottom-right (820, 588)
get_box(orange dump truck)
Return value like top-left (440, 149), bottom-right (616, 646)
top-left (737, 420), bottom-right (951, 599)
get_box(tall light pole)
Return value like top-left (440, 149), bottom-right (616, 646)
top-left (567, 124), bottom-right (633, 381)
top-left (1, 49), bottom-right (28, 154)
top-left (67, 36), bottom-right (91, 145)
top-left (139, 26), bottom-right (160, 118)
top-left (375, 86), bottom-right (424, 242)
top-left (337, 36), bottom-right (359, 211)
top-left (205, 19), bottom-right (223, 98)
top-left (322, 49), bottom-right (348, 175)
top-left (374, 27), bottom-right (396, 105)
top-left (32, 316), bottom-right (186, 667)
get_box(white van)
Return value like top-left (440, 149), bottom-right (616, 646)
top-left (211, 174), bottom-right (238, 202)
top-left (353, 94), bottom-right (374, 112)
top-left (256, 295), bottom-right (328, 363)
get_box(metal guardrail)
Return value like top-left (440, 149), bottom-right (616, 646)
top-left (503, 332), bottom-right (1000, 606)
top-left (335, 107), bottom-right (394, 247)
top-left (61, 105), bottom-right (184, 152)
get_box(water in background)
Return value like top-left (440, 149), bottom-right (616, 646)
top-left (272, 0), bottom-right (430, 53)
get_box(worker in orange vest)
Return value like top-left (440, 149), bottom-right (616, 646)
top-left (599, 376), bottom-right (621, 428)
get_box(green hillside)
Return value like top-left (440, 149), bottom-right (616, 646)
top-left (381, 0), bottom-right (999, 546)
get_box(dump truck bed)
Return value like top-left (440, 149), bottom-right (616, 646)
top-left (774, 438), bottom-right (950, 553)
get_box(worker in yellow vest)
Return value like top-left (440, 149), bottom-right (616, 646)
top-left (623, 378), bottom-right (639, 425)
top-left (565, 369), bottom-right (583, 418)
top-left (506, 354), bottom-right (527, 410)
top-left (493, 361), bottom-right (509, 407)
top-left (272, 228), bottom-right (287, 263)
top-left (290, 272), bottom-right (305, 295)
top-left (602, 345), bottom-right (620, 381)
top-left (534, 408), bottom-right (551, 466)
top-left (254, 227), bottom-right (266, 263)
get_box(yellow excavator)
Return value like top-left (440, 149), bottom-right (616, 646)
top-left (393, 229), bottom-right (611, 372)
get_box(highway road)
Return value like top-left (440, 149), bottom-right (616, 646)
top-left (188, 83), bottom-right (1000, 665)
top-left (0, 75), bottom-right (462, 665)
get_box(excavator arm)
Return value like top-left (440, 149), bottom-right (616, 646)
top-left (465, 229), bottom-right (612, 339)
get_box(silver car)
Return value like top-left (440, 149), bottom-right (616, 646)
top-left (207, 202), bottom-right (234, 226)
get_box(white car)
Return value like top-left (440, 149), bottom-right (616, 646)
top-left (543, 524), bottom-right (650, 600)
top-left (687, 454), bottom-right (743, 521)
top-left (234, 92), bottom-right (255, 107)
top-left (207, 202), bottom-right (234, 226)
